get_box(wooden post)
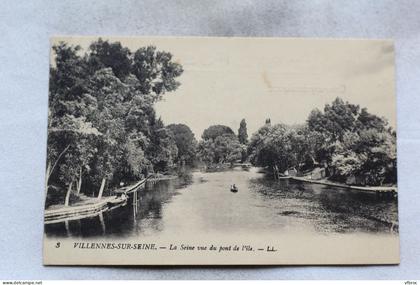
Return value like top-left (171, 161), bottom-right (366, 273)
top-left (133, 192), bottom-right (136, 219)
top-left (133, 191), bottom-right (136, 214)
top-left (99, 212), bottom-right (106, 235)
top-left (97, 178), bottom-right (106, 200)
top-left (65, 220), bottom-right (71, 237)
top-left (64, 181), bottom-right (73, 206)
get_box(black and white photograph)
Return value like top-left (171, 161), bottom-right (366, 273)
top-left (43, 37), bottom-right (399, 265)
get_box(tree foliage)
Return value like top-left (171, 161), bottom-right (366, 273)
top-left (305, 97), bottom-right (396, 184)
top-left (331, 129), bottom-right (396, 185)
top-left (166, 124), bottom-right (198, 165)
top-left (248, 124), bottom-right (307, 173)
top-left (248, 97), bottom-right (397, 186)
top-left (198, 125), bottom-right (243, 165)
top-left (47, 39), bottom-right (184, 201)
top-left (238, 119), bottom-right (248, 144)
top-left (201, 125), bottom-right (234, 140)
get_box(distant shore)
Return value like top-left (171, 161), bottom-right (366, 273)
top-left (288, 176), bottom-right (397, 195)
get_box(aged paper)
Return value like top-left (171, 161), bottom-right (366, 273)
top-left (44, 37), bottom-right (398, 265)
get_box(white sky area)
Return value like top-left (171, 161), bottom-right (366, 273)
top-left (52, 37), bottom-right (397, 139)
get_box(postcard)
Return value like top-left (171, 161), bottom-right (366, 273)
top-left (44, 37), bottom-right (398, 265)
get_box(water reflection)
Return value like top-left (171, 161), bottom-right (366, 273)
top-left (45, 167), bottom-right (398, 238)
top-left (249, 177), bottom-right (398, 233)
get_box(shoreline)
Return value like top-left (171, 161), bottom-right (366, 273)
top-left (45, 178), bottom-right (147, 224)
top-left (44, 196), bottom-right (118, 224)
top-left (289, 176), bottom-right (397, 194)
top-left (147, 175), bottom-right (178, 182)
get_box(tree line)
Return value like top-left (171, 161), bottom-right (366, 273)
top-left (247, 97), bottom-right (397, 186)
top-left (46, 39), bottom-right (191, 205)
top-left (193, 97), bottom-right (396, 187)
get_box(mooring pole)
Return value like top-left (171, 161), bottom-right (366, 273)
top-left (99, 212), bottom-right (106, 235)
top-left (97, 178), bottom-right (106, 200)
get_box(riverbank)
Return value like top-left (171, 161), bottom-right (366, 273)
top-left (147, 174), bottom-right (178, 182)
top-left (289, 176), bottom-right (397, 195)
top-left (45, 178), bottom-right (147, 224)
top-left (44, 196), bottom-right (124, 224)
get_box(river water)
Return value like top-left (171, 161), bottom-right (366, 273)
top-left (45, 167), bottom-right (398, 239)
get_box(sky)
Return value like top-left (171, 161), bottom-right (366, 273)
top-left (51, 37), bottom-right (397, 139)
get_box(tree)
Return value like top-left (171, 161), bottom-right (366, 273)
top-left (238, 119), bottom-right (248, 144)
top-left (213, 134), bottom-right (243, 164)
top-left (85, 68), bottom-right (129, 196)
top-left (147, 118), bottom-right (178, 172)
top-left (202, 125), bottom-right (235, 140)
top-left (248, 123), bottom-right (330, 175)
top-left (286, 126), bottom-right (312, 171)
top-left (166, 124), bottom-right (197, 165)
top-left (331, 132), bottom-right (367, 179)
top-left (87, 38), bottom-right (132, 80)
top-left (197, 139), bottom-right (215, 165)
top-left (47, 115), bottom-right (101, 201)
top-left (246, 97), bottom-right (397, 185)
top-left (356, 107), bottom-right (387, 132)
top-left (306, 97), bottom-right (392, 168)
top-left (198, 125), bottom-right (242, 165)
top-left (46, 39), bottom-right (184, 205)
top-left (331, 129), bottom-right (397, 185)
top-left (49, 42), bottom-right (88, 105)
top-left (307, 97), bottom-right (359, 141)
top-left (47, 43), bottom-right (99, 200)
top-left (132, 46), bottom-right (184, 101)
top-left (247, 124), bottom-right (295, 173)
top-left (198, 134), bottom-right (243, 165)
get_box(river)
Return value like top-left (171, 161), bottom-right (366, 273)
top-left (45, 167), bottom-right (398, 239)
